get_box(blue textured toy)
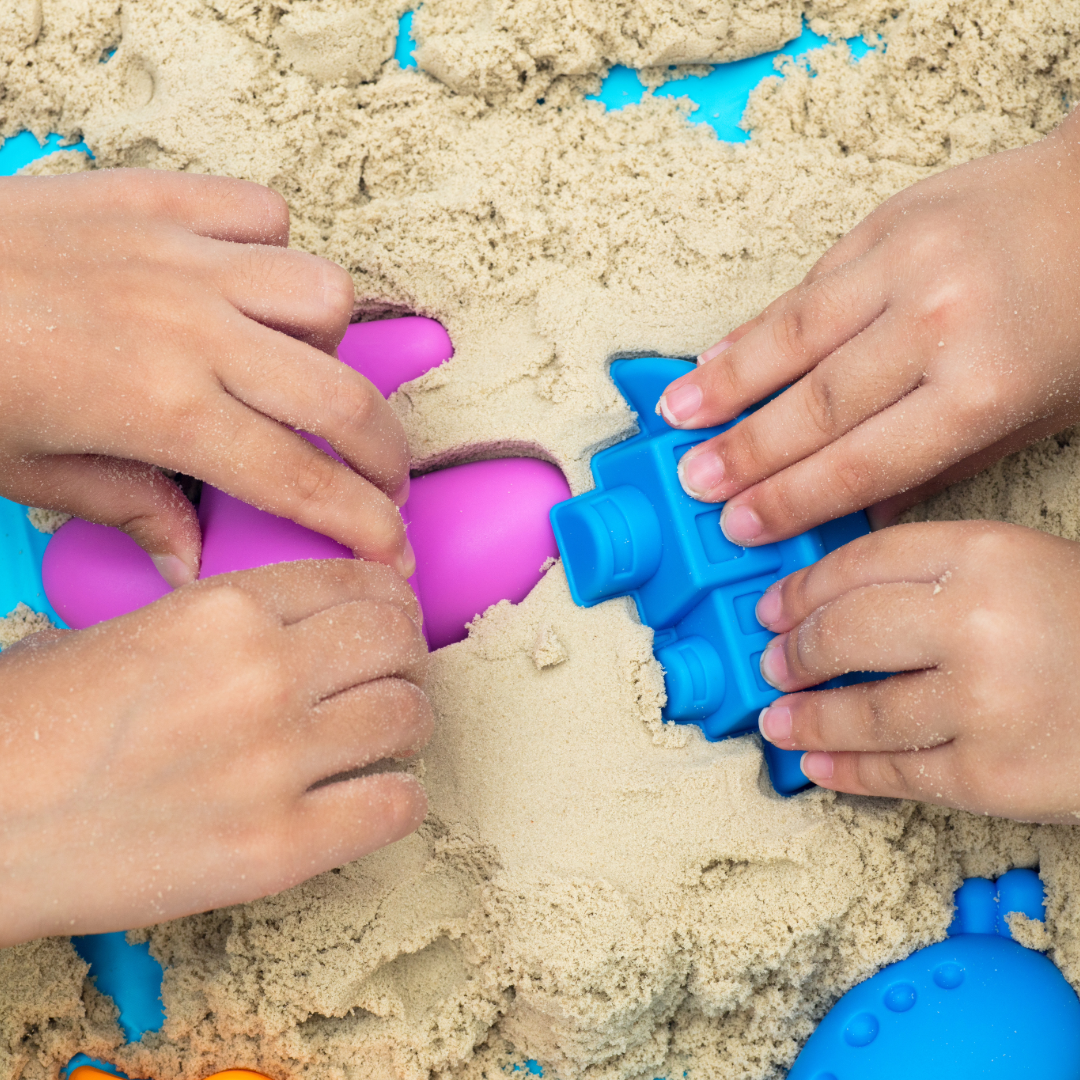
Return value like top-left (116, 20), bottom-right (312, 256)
top-left (789, 869), bottom-right (1080, 1078)
top-left (550, 358), bottom-right (870, 795)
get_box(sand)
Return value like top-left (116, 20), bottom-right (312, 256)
top-left (2, 1), bottom-right (1080, 1078)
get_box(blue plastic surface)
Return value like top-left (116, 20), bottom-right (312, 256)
top-left (550, 359), bottom-right (872, 795)
top-left (590, 19), bottom-right (878, 142)
top-left (72, 933), bottom-right (165, 1042)
top-left (395, 9), bottom-right (418, 69)
top-left (789, 869), bottom-right (1080, 1079)
top-left (0, 130), bottom-right (91, 173)
top-left (0, 497), bottom-right (66, 628)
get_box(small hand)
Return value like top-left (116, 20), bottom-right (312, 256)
top-left (0, 559), bottom-right (432, 947)
top-left (754, 521), bottom-right (1080, 823)
top-left (0, 169), bottom-right (412, 585)
top-left (657, 110), bottom-right (1080, 546)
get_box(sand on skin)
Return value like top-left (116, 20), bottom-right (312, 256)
top-left (2, 1), bottom-right (1080, 1078)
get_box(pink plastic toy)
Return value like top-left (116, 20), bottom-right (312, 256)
top-left (43, 317), bottom-right (570, 649)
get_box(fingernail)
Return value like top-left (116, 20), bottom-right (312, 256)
top-left (801, 751), bottom-right (834, 781)
top-left (755, 583), bottom-right (783, 628)
top-left (760, 636), bottom-right (789, 688)
top-left (697, 339), bottom-right (732, 365)
top-left (678, 448), bottom-right (725, 498)
top-left (152, 553), bottom-right (196, 589)
top-left (758, 705), bottom-right (792, 743)
top-left (393, 476), bottom-right (411, 507)
top-left (398, 539), bottom-right (416, 579)
top-left (657, 381), bottom-right (702, 426)
top-left (720, 503), bottom-right (763, 545)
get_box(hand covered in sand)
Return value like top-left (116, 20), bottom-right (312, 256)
top-left (0, 169), bottom-right (412, 586)
top-left (0, 560), bottom-right (431, 948)
top-left (754, 521), bottom-right (1080, 823)
top-left (658, 109), bottom-right (1080, 545)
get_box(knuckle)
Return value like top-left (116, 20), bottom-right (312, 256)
top-left (904, 221), bottom-right (963, 271)
top-left (190, 581), bottom-right (266, 627)
top-left (771, 306), bottom-right (810, 362)
top-left (327, 375), bottom-right (377, 433)
top-left (802, 366), bottom-right (841, 439)
top-left (829, 452), bottom-right (876, 505)
top-left (287, 453), bottom-right (340, 511)
top-left (762, 474), bottom-right (805, 533)
top-left (721, 420), bottom-right (769, 482)
top-left (855, 752), bottom-right (911, 798)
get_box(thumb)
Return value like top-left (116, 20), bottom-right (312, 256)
top-left (3, 454), bottom-right (202, 587)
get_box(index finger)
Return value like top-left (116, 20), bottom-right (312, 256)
top-left (659, 251), bottom-right (889, 430)
top-left (99, 169), bottom-right (292, 246)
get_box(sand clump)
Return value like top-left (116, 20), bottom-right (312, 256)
top-left (2, 1), bottom-right (1080, 1078)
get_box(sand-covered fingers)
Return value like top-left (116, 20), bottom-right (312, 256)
top-left (198, 559), bottom-right (422, 627)
top-left (183, 393), bottom-right (412, 574)
top-left (98, 168), bottom-right (292, 246)
top-left (212, 318), bottom-right (410, 501)
top-left (716, 382), bottom-right (1004, 545)
top-left (752, 521), bottom-right (1080, 820)
top-left (754, 522), bottom-right (960, 635)
top-left (287, 597), bottom-right (429, 702)
top-left (758, 581), bottom-right (944, 693)
top-left (208, 239), bottom-right (355, 354)
top-left (0, 453), bottom-right (203, 586)
top-left (658, 253), bottom-right (889, 429)
top-left (678, 311), bottom-right (927, 504)
top-left (0, 559), bottom-right (432, 944)
top-left (759, 671), bottom-right (956, 756)
top-left (248, 773), bottom-right (428, 902)
top-left (295, 679), bottom-right (434, 789)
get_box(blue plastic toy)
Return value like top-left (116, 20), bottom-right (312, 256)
top-left (550, 358), bottom-right (872, 795)
top-left (589, 19), bottom-right (877, 143)
top-left (789, 869), bottom-right (1080, 1078)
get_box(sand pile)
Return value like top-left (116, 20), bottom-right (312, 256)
top-left (3, 1), bottom-right (1080, 1078)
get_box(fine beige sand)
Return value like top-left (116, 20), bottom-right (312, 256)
top-left (3, 1), bottom-right (1080, 1078)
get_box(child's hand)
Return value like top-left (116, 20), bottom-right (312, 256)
top-left (0, 169), bottom-right (412, 586)
top-left (0, 559), bottom-right (432, 948)
top-left (754, 521), bottom-right (1080, 823)
top-left (657, 110), bottom-right (1080, 546)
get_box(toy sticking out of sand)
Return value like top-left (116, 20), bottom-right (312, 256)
top-left (3, 1), bottom-right (1080, 1079)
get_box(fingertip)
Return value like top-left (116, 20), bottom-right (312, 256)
top-left (151, 552), bottom-right (198, 589)
top-left (657, 380), bottom-right (703, 427)
top-left (397, 539), bottom-right (417, 580)
top-left (759, 635), bottom-right (790, 689)
top-left (677, 446), bottom-right (725, 500)
top-left (758, 703), bottom-right (792, 744)
top-left (698, 339), bottom-right (733, 365)
top-left (720, 502), bottom-right (764, 546)
top-left (755, 581), bottom-right (783, 628)
top-left (801, 751), bottom-right (834, 782)
top-left (377, 772), bottom-right (428, 843)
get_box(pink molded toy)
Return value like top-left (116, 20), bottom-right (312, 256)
top-left (43, 317), bottom-right (570, 649)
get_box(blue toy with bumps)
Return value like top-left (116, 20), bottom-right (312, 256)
top-left (789, 869), bottom-right (1080, 1078)
top-left (551, 357), bottom-right (871, 794)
